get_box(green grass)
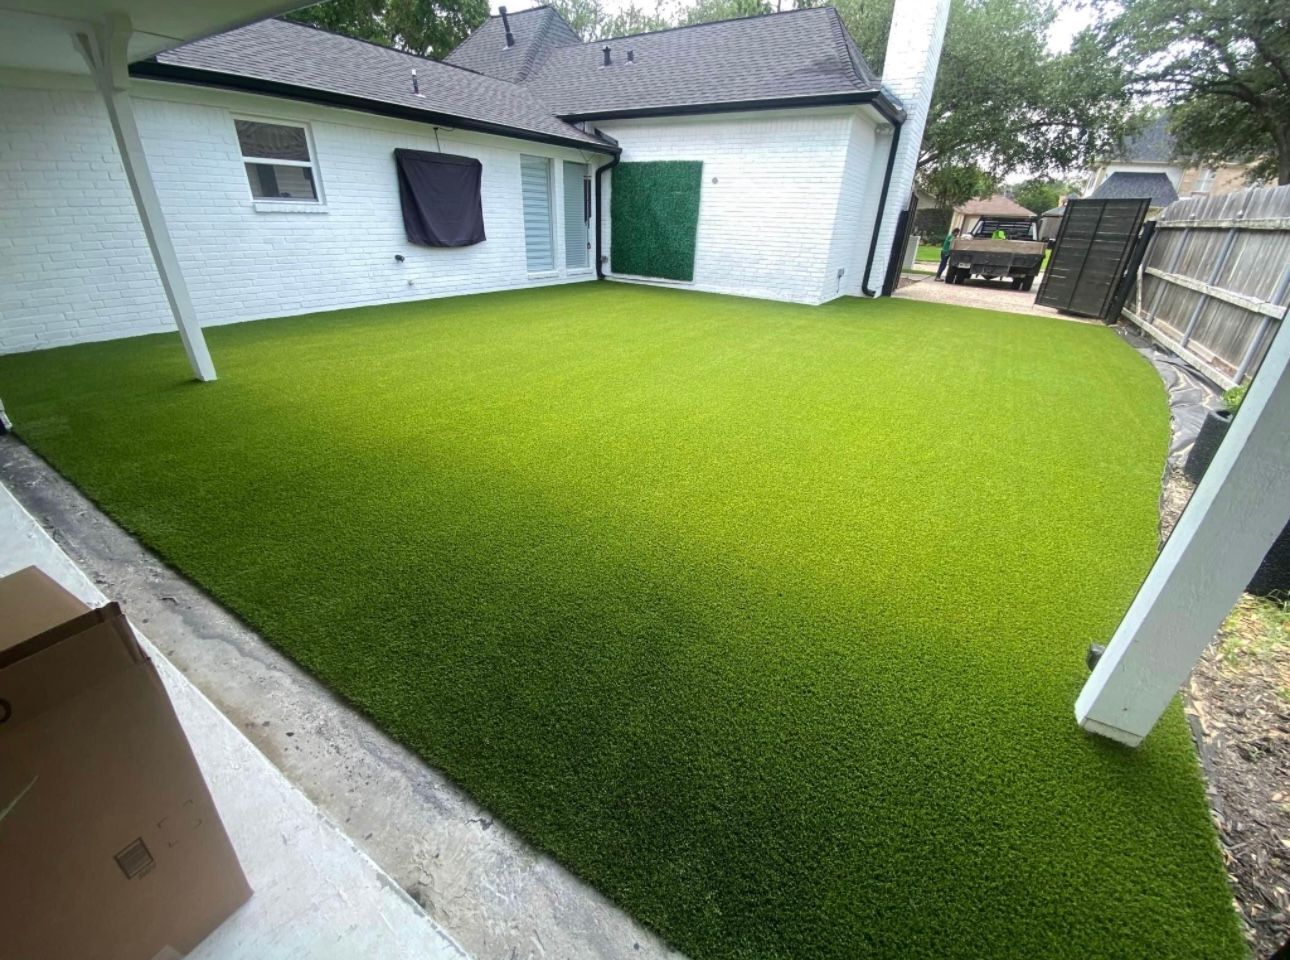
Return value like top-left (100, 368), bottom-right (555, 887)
top-left (0, 285), bottom-right (1242, 960)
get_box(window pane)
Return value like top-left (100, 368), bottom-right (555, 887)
top-left (521, 155), bottom-right (553, 272)
top-left (563, 161), bottom-right (589, 269)
top-left (246, 162), bottom-right (317, 201)
top-left (235, 120), bottom-right (309, 161)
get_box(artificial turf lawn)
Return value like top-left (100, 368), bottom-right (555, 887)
top-left (0, 285), bottom-right (1243, 960)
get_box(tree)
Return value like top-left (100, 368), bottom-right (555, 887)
top-left (681, 0), bottom-right (771, 26)
top-left (1096, 0), bottom-right (1290, 184)
top-left (603, 3), bottom-right (674, 38)
top-left (917, 163), bottom-right (997, 211)
top-left (548, 0), bottom-right (672, 40)
top-left (285, 0), bottom-right (488, 59)
top-left (832, 0), bottom-right (1135, 181)
top-left (1012, 176), bottom-right (1076, 214)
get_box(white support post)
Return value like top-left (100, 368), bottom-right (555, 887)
top-left (76, 14), bottom-right (216, 382)
top-left (1075, 308), bottom-right (1290, 746)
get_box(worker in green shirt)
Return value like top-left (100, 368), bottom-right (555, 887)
top-left (992, 227), bottom-right (1008, 239)
top-left (934, 227), bottom-right (960, 281)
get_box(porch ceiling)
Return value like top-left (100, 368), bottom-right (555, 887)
top-left (0, 0), bottom-right (309, 75)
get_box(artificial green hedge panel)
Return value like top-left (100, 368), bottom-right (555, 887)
top-left (610, 161), bottom-right (703, 281)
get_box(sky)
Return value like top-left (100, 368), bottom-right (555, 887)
top-left (490, 0), bottom-right (1099, 53)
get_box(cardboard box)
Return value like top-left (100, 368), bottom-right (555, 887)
top-left (0, 566), bottom-right (251, 960)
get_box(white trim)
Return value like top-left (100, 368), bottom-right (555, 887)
top-left (242, 156), bottom-right (314, 168)
top-left (232, 114), bottom-right (325, 205)
top-left (252, 201), bottom-right (330, 214)
top-left (1076, 309), bottom-right (1290, 745)
top-left (606, 273), bottom-right (695, 287)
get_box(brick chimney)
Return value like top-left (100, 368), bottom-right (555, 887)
top-left (868, 0), bottom-right (952, 293)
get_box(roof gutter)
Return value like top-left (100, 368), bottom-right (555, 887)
top-left (562, 89), bottom-right (905, 125)
top-left (860, 117), bottom-right (903, 298)
top-left (128, 60), bottom-right (621, 156)
top-left (591, 128), bottom-right (620, 280)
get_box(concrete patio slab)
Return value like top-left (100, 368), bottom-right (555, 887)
top-left (0, 478), bottom-right (469, 960)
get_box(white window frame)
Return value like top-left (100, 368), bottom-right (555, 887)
top-left (233, 115), bottom-right (325, 206)
top-left (562, 160), bottom-right (593, 275)
top-left (1192, 167), bottom-right (1216, 195)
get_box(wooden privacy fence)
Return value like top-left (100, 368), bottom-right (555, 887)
top-left (1123, 184), bottom-right (1290, 389)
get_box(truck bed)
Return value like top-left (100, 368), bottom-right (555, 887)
top-left (951, 237), bottom-right (1046, 256)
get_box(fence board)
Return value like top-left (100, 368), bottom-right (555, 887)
top-left (1122, 184), bottom-right (1290, 389)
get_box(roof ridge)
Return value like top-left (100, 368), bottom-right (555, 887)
top-left (271, 17), bottom-right (442, 64)
top-left (517, 7), bottom-right (556, 82)
top-left (483, 4), bottom-right (555, 18)
top-left (823, 7), bottom-right (867, 86)
top-left (270, 16), bottom-right (513, 84)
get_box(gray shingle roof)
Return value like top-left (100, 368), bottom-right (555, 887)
top-left (521, 8), bottom-right (886, 117)
top-left (143, 19), bottom-right (611, 151)
top-left (445, 6), bottom-right (581, 83)
top-left (1117, 115), bottom-right (1176, 163)
top-left (1091, 171), bottom-right (1179, 207)
top-left (138, 9), bottom-right (898, 154)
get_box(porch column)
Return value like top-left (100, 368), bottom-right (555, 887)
top-left (75, 14), bottom-right (216, 382)
top-left (1075, 309), bottom-right (1290, 745)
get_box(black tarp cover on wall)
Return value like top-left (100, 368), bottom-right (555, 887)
top-left (394, 149), bottom-right (485, 247)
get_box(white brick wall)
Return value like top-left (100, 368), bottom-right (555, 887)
top-left (826, 114), bottom-right (882, 300)
top-left (598, 109), bottom-right (875, 305)
top-left (869, 0), bottom-right (951, 293)
top-left (1, 85), bottom-right (889, 356)
top-left (0, 82), bottom-right (601, 354)
top-left (1, 86), bottom-right (173, 352)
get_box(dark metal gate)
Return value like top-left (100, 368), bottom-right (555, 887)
top-left (1036, 198), bottom-right (1150, 318)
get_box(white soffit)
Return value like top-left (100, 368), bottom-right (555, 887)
top-left (0, 0), bottom-right (311, 74)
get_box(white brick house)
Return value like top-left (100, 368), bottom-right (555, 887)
top-left (0, 3), bottom-right (950, 366)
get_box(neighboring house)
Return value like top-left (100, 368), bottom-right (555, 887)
top-left (1036, 193), bottom-right (1076, 241)
top-left (1, 2), bottom-right (952, 358)
top-left (1090, 171), bottom-right (1178, 218)
top-left (1084, 114), bottom-right (1256, 206)
top-left (949, 194), bottom-right (1034, 236)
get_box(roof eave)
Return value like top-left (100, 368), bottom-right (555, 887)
top-left (558, 89), bottom-right (906, 125)
top-left (129, 60), bottom-right (621, 156)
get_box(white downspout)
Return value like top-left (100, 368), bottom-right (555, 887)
top-left (868, 0), bottom-right (951, 292)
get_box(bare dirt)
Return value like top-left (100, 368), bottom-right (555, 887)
top-left (1162, 464), bottom-right (1290, 958)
